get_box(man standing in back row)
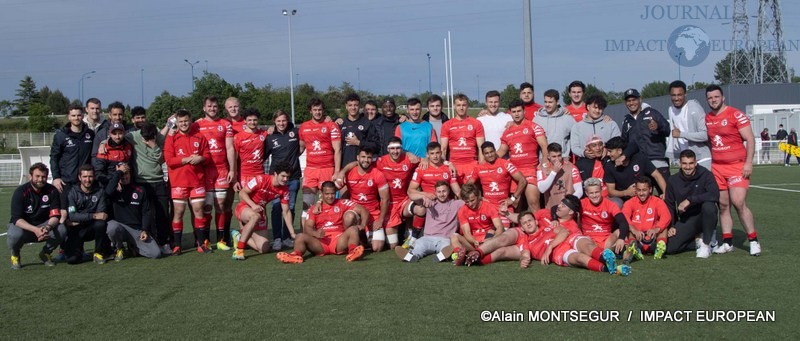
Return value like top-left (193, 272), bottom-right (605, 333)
top-left (704, 85), bottom-right (760, 256)
top-left (193, 96), bottom-right (236, 251)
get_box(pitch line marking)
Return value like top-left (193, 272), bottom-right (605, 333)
top-left (750, 185), bottom-right (800, 193)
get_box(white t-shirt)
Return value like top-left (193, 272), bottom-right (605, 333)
top-left (477, 112), bottom-right (513, 149)
top-left (668, 104), bottom-right (690, 154)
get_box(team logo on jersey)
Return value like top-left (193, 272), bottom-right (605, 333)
top-left (91, 196), bottom-right (98, 203)
top-left (544, 227), bottom-right (551, 232)
top-left (458, 137), bottom-right (467, 146)
top-left (367, 179), bottom-right (373, 187)
top-left (193, 142), bottom-right (199, 147)
top-left (496, 167), bottom-right (503, 174)
top-left (392, 178), bottom-right (402, 188)
top-left (402, 164), bottom-right (408, 171)
top-left (443, 173), bottom-right (449, 179)
top-left (646, 208), bottom-right (652, 215)
top-left (321, 127), bottom-right (327, 133)
top-left (721, 119), bottom-right (728, 126)
top-left (217, 126), bottom-right (223, 132)
top-left (514, 143), bottom-right (523, 153)
top-left (467, 124), bottom-right (473, 131)
top-left (489, 182), bottom-right (499, 192)
top-left (289, 131), bottom-right (295, 138)
top-left (480, 214), bottom-right (487, 221)
top-left (713, 135), bottom-right (723, 147)
top-left (85, 133), bottom-right (91, 139)
top-left (333, 206), bottom-right (340, 213)
top-left (358, 193), bottom-right (367, 201)
top-left (259, 135), bottom-right (265, 141)
top-left (66, 139), bottom-right (74, 147)
top-left (523, 128), bottom-right (529, 135)
top-left (26, 205), bottom-right (33, 213)
top-left (633, 165), bottom-right (639, 172)
top-left (601, 211), bottom-right (608, 218)
top-left (42, 195), bottom-right (49, 202)
top-left (312, 140), bottom-right (321, 151)
top-left (273, 140), bottom-right (280, 148)
top-left (358, 125), bottom-right (364, 131)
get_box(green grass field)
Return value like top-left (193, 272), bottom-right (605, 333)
top-left (1, 165), bottom-right (798, 338)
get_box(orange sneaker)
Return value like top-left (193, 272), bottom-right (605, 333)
top-left (345, 245), bottom-right (364, 262)
top-left (276, 252), bottom-right (303, 264)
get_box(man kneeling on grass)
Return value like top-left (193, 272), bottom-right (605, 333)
top-left (395, 180), bottom-right (464, 262)
top-left (462, 195), bottom-right (630, 275)
top-left (276, 181), bottom-right (369, 263)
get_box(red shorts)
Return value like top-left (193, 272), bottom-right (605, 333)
top-left (171, 186), bottom-right (206, 201)
top-left (234, 202), bottom-right (267, 231)
top-left (587, 234), bottom-right (612, 249)
top-left (551, 242), bottom-right (574, 267)
top-left (303, 167), bottom-right (335, 190)
top-left (205, 165), bottom-right (230, 190)
top-left (473, 230), bottom-right (488, 243)
top-left (318, 233), bottom-right (344, 255)
top-left (386, 198), bottom-right (411, 229)
top-left (453, 161), bottom-right (477, 185)
top-left (711, 162), bottom-right (749, 191)
top-left (511, 167), bottom-right (537, 193)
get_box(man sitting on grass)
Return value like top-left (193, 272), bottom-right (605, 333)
top-left (450, 184), bottom-right (503, 265)
top-left (395, 180), bottom-right (464, 262)
top-left (276, 181), bottom-right (369, 263)
top-left (463, 196), bottom-right (630, 275)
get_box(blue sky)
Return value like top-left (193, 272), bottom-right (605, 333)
top-left (1, 0), bottom-right (798, 107)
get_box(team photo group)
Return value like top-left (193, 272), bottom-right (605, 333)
top-left (8, 80), bottom-right (763, 275)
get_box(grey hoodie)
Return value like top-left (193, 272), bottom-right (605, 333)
top-left (668, 99), bottom-right (711, 162)
top-left (533, 107), bottom-right (575, 152)
top-left (570, 115), bottom-right (621, 157)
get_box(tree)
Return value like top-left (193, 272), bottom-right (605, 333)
top-left (0, 100), bottom-right (12, 117)
top-left (147, 91), bottom-right (183, 127)
top-left (13, 75), bottom-right (39, 116)
top-left (187, 72), bottom-right (240, 116)
top-left (640, 81), bottom-right (670, 99)
top-left (688, 81), bottom-right (710, 91)
top-left (714, 50), bottom-right (793, 84)
top-left (27, 103), bottom-right (56, 132)
top-left (41, 88), bottom-right (70, 115)
top-left (499, 84), bottom-right (518, 109)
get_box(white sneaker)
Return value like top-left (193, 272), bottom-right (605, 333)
top-left (712, 242), bottom-right (734, 254)
top-left (696, 242), bottom-right (711, 258)
top-left (710, 234), bottom-right (718, 248)
top-left (282, 238), bottom-right (294, 248)
top-left (749, 241), bottom-right (761, 256)
top-left (271, 238), bottom-right (283, 252)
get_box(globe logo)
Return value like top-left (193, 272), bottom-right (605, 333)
top-left (667, 25), bottom-right (711, 67)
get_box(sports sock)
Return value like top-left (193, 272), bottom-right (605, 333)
top-left (291, 250), bottom-right (302, 257)
top-left (237, 241), bottom-right (246, 250)
top-left (587, 259), bottom-right (605, 272)
top-left (411, 228), bottom-right (422, 239)
top-left (747, 232), bottom-right (758, 242)
top-left (194, 217), bottom-right (206, 229)
top-left (222, 211), bottom-right (233, 244)
top-left (657, 237), bottom-right (667, 244)
top-left (722, 233), bottom-right (733, 245)
top-left (591, 248), bottom-right (604, 261)
top-left (172, 221), bottom-right (183, 248)
top-left (196, 228), bottom-right (208, 247)
top-left (480, 254), bottom-right (493, 265)
top-left (348, 244), bottom-right (357, 253)
top-left (215, 212), bottom-right (226, 242)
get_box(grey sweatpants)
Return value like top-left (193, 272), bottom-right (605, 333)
top-left (107, 220), bottom-right (161, 259)
top-left (410, 236), bottom-right (450, 259)
top-left (7, 223), bottom-right (66, 257)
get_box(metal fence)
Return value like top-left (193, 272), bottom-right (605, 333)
top-left (0, 132), bottom-right (55, 148)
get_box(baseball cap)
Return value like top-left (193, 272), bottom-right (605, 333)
top-left (624, 88), bottom-right (640, 99)
top-left (585, 134), bottom-right (603, 147)
top-left (110, 122), bottom-right (125, 132)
